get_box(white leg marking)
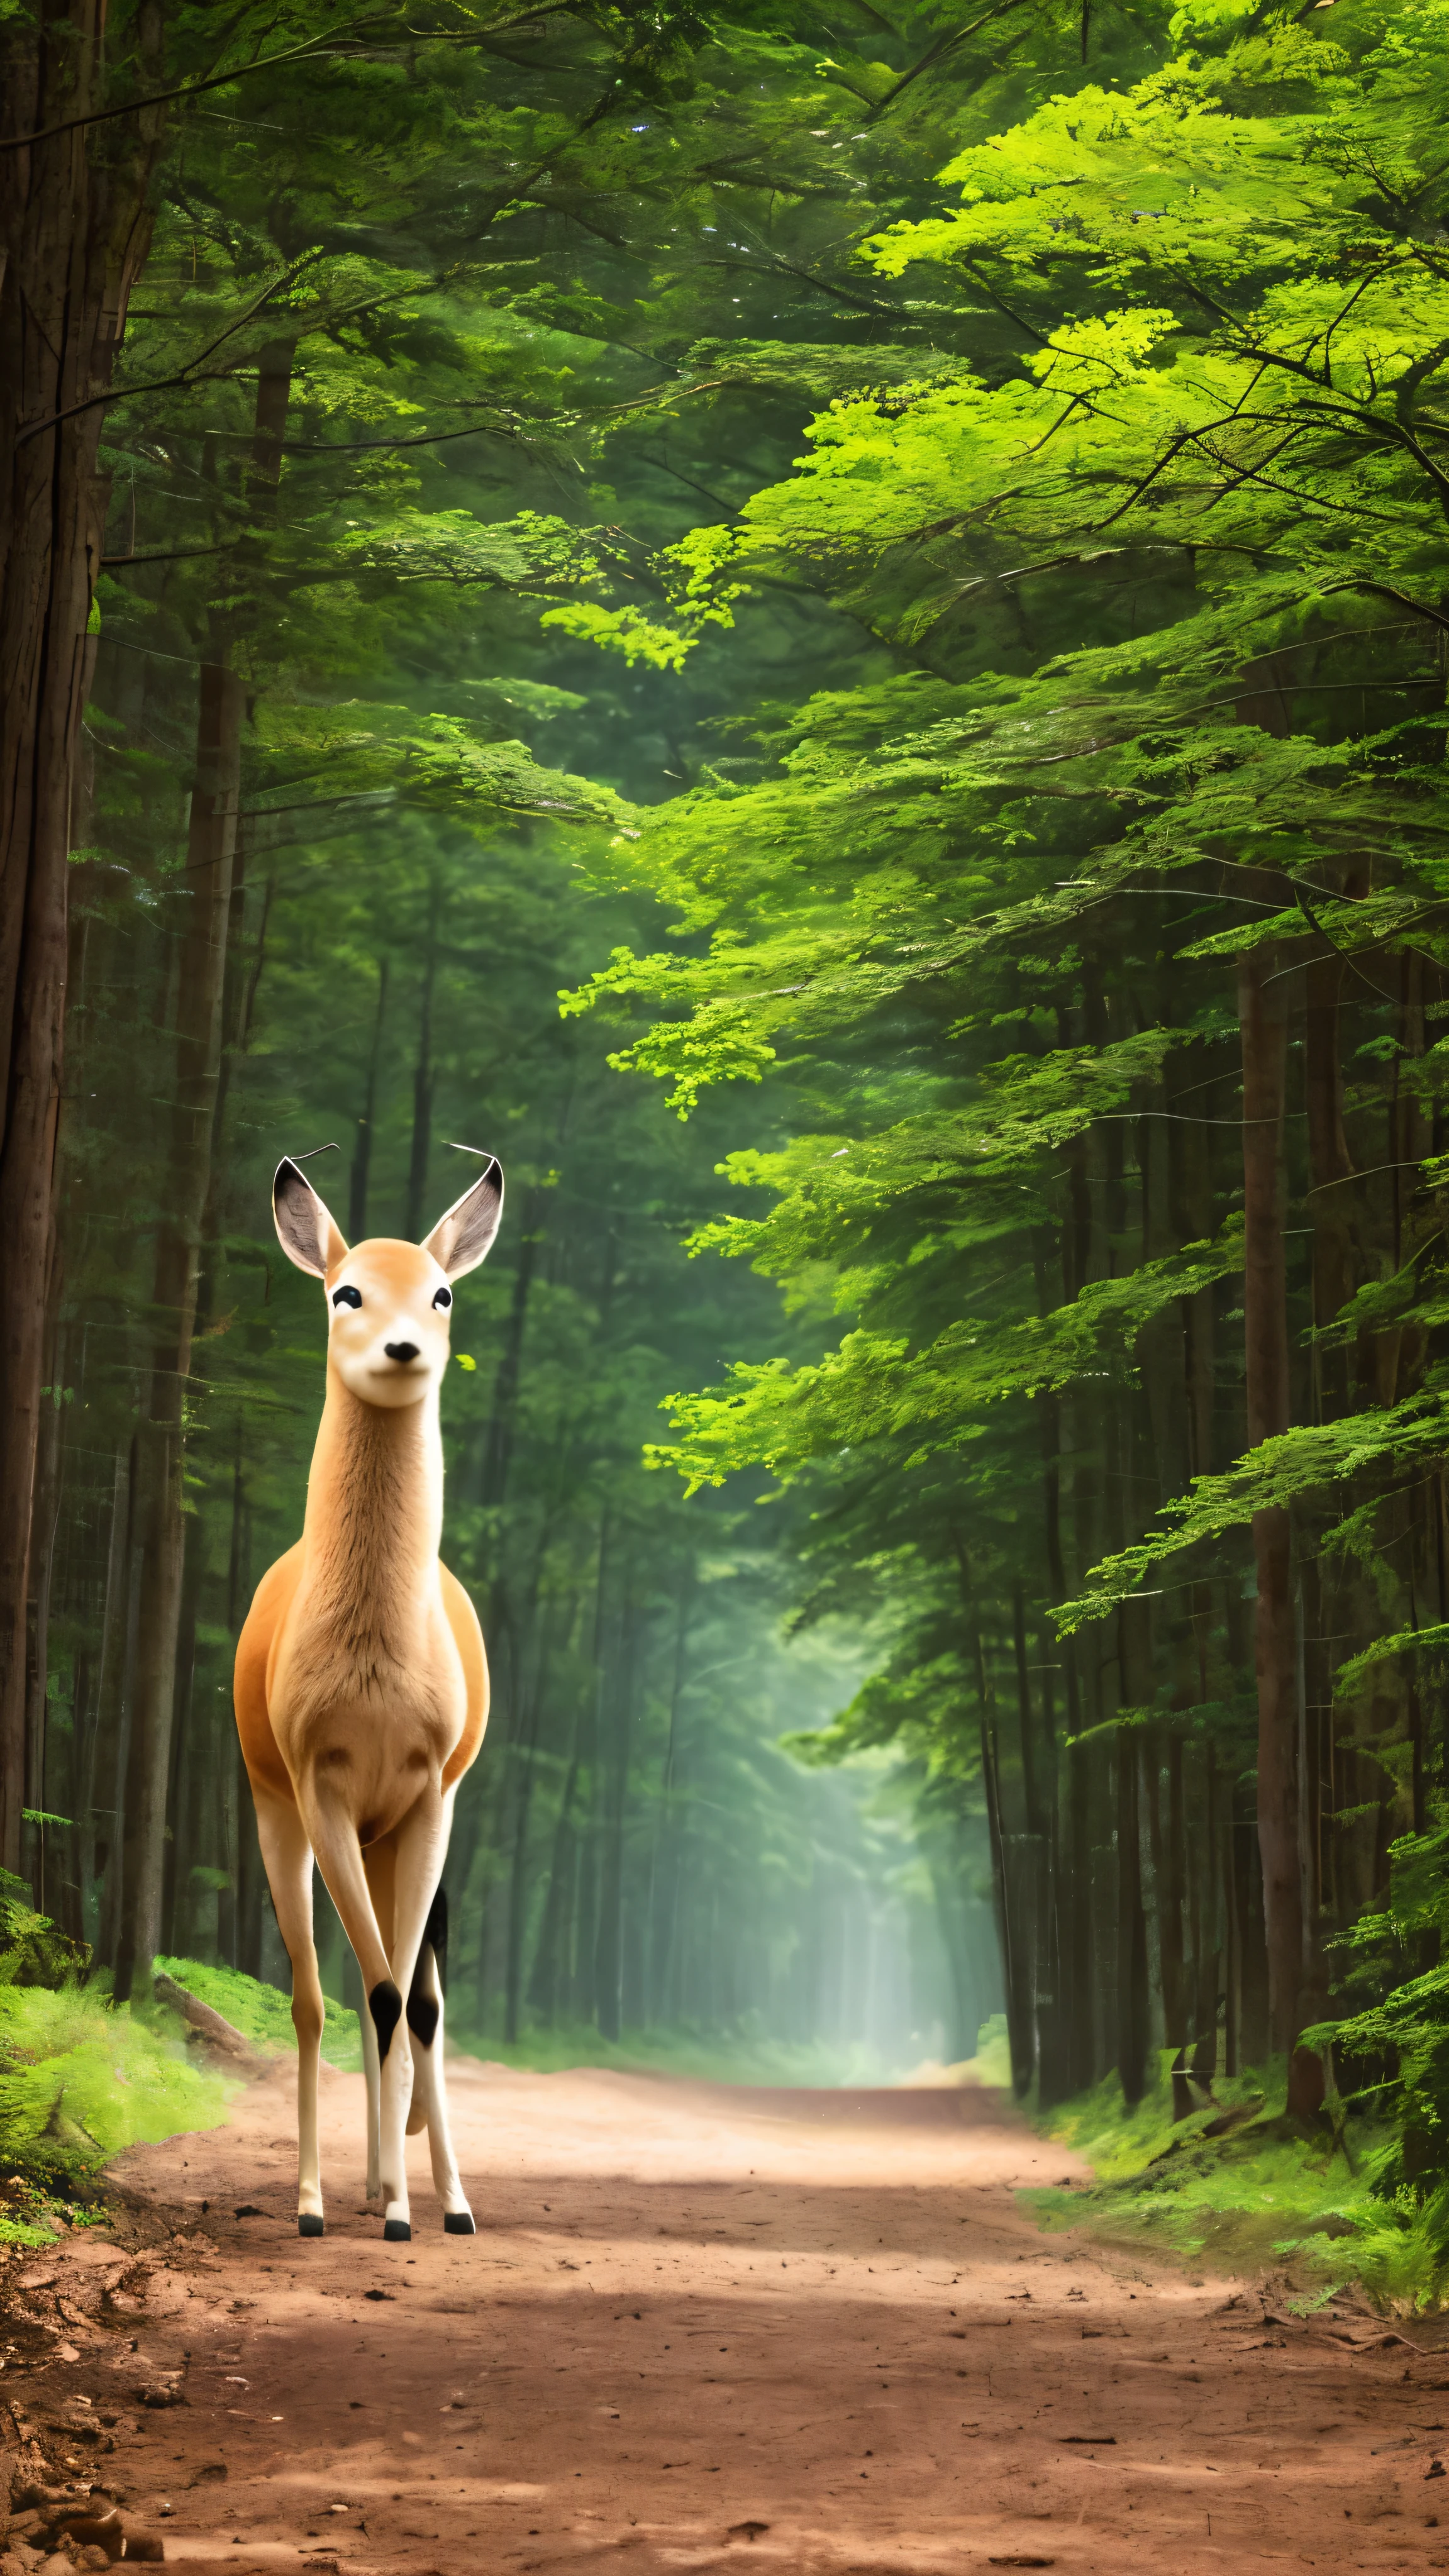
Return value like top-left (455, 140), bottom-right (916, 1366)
top-left (408, 1943), bottom-right (472, 2223)
top-left (376, 1785), bottom-right (453, 2237)
top-left (360, 1982), bottom-right (382, 2199)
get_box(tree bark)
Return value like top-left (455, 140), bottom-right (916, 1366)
top-left (114, 659), bottom-right (244, 1999)
top-left (0, 3), bottom-right (164, 1875)
top-left (594, 1597), bottom-right (637, 2042)
top-left (1115, 1605), bottom-right (1151, 2106)
top-left (112, 326), bottom-right (299, 1996)
top-left (1238, 947), bottom-right (1306, 2079)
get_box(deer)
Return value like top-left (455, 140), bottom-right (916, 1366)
top-left (233, 1150), bottom-right (502, 2241)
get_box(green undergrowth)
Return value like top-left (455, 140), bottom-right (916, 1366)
top-left (155, 1957), bottom-right (363, 2071)
top-left (0, 1882), bottom-right (238, 2237)
top-left (958, 2013), bottom-right (1013, 2090)
top-left (0, 1983), bottom-right (234, 2207)
top-left (1020, 2052), bottom-right (1421, 2304)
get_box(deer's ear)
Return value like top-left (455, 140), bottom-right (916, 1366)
top-left (274, 1159), bottom-right (349, 1279)
top-left (423, 1158), bottom-right (504, 1279)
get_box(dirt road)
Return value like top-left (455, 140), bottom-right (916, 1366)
top-left (4, 2057), bottom-right (1447, 2573)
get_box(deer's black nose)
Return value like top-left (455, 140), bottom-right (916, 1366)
top-left (385, 1341), bottom-right (419, 1365)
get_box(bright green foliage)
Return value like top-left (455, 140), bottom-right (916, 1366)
top-left (555, 0), bottom-right (1449, 2138)
top-left (0, 1988), bottom-right (231, 2194)
top-left (0, 1890), bottom-right (232, 2215)
top-left (1313, 1827), bottom-right (1449, 2206)
top-left (657, 1228), bottom-right (1246, 1493)
top-left (155, 1958), bottom-right (362, 2071)
top-left (0, 1871), bottom-right (91, 1993)
top-left (1056, 1379), bottom-right (1449, 1632)
top-left (1027, 2062), bottom-right (1394, 2286)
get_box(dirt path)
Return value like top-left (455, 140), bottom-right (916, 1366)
top-left (3, 2058), bottom-right (1447, 2573)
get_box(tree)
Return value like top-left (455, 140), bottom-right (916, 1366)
top-left (562, 0), bottom-right (1449, 2102)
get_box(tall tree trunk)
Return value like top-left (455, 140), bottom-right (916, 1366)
top-left (113, 332), bottom-right (296, 1997)
top-left (1159, 1726), bottom-right (1189, 2112)
top-left (114, 660), bottom-right (244, 1999)
top-left (645, 1563), bottom-right (693, 2026)
top-left (23, 1309), bottom-right (65, 1904)
top-left (1238, 947), bottom-right (1311, 2096)
top-left (1115, 1606), bottom-right (1150, 2107)
top-left (594, 1596), bottom-right (637, 2043)
top-left (0, 6), bottom-right (164, 1874)
top-left (527, 1728), bottom-right (582, 2024)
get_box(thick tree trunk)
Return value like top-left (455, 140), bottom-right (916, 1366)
top-left (1115, 1606), bottom-right (1151, 2106)
top-left (0, 4), bottom-right (163, 1875)
top-left (1238, 948), bottom-right (1308, 2085)
top-left (114, 660), bottom-right (244, 1999)
top-left (113, 331), bottom-right (296, 1996)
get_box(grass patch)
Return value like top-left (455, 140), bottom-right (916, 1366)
top-left (154, 1957), bottom-right (362, 2071)
top-left (1022, 2052), bottom-right (1396, 2296)
top-left (0, 1980), bottom-right (235, 2236)
top-left (0, 1878), bottom-right (242, 2236)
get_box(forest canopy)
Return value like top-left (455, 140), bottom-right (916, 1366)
top-left (3, 0), bottom-right (1449, 2185)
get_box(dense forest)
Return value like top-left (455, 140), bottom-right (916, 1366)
top-left (2, 0), bottom-right (1448, 2171)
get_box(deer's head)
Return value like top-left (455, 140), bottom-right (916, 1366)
top-left (273, 1156), bottom-right (504, 1409)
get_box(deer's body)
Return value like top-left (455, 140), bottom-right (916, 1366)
top-left (234, 1155), bottom-right (502, 2240)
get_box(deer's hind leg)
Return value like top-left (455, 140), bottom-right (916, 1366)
top-left (404, 1884), bottom-right (474, 2232)
top-left (360, 1838), bottom-right (398, 2203)
top-left (252, 1790), bottom-right (326, 2236)
top-left (366, 1782), bottom-right (455, 2241)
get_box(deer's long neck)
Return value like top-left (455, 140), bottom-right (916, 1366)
top-left (301, 1373), bottom-right (443, 1667)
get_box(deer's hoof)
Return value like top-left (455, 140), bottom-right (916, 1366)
top-left (443, 2211), bottom-right (475, 2235)
top-left (298, 2213), bottom-right (325, 2238)
top-left (384, 2217), bottom-right (412, 2242)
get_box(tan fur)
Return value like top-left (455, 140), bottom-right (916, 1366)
top-left (234, 1165), bottom-right (499, 2239)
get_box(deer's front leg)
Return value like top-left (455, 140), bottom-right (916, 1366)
top-left (303, 1777), bottom-right (411, 2236)
top-left (253, 1792), bottom-right (327, 2236)
top-left (360, 1841), bottom-right (396, 2202)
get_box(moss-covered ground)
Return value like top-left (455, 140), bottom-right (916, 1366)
top-left (0, 1981), bottom-right (232, 2242)
top-left (154, 1955), bottom-right (362, 2070)
top-left (1018, 2049), bottom-right (1449, 2314)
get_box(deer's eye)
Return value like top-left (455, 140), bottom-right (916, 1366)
top-left (332, 1284), bottom-right (362, 1311)
top-left (432, 1285), bottom-right (453, 1311)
